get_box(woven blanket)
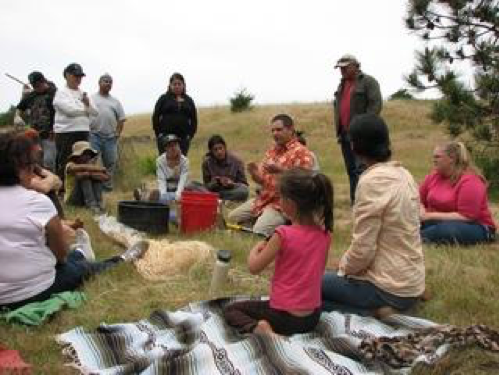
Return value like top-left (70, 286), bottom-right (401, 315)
top-left (56, 297), bottom-right (495, 375)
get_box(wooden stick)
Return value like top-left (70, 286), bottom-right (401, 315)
top-left (5, 73), bottom-right (28, 86)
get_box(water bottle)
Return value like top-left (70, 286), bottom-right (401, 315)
top-left (209, 249), bottom-right (231, 296)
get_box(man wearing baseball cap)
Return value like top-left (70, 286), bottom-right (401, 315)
top-left (53, 63), bottom-right (99, 188)
top-left (333, 54), bottom-right (382, 205)
top-left (15, 71), bottom-right (57, 171)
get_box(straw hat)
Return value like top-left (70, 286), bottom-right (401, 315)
top-left (69, 141), bottom-right (97, 160)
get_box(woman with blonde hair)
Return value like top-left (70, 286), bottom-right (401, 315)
top-left (420, 141), bottom-right (496, 245)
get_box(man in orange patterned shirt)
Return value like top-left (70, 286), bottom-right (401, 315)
top-left (228, 114), bottom-right (313, 237)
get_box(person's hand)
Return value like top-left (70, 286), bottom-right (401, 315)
top-left (247, 162), bottom-right (258, 175)
top-left (263, 161), bottom-right (282, 174)
top-left (327, 258), bottom-right (341, 271)
top-left (219, 176), bottom-right (234, 187)
top-left (81, 92), bottom-right (90, 107)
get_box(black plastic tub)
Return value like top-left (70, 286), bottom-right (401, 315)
top-left (118, 200), bottom-right (169, 234)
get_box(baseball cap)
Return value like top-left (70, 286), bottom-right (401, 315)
top-left (159, 134), bottom-right (180, 149)
top-left (335, 54), bottom-right (360, 68)
top-left (63, 63), bottom-right (86, 77)
top-left (28, 71), bottom-right (46, 86)
top-left (99, 73), bottom-right (113, 83)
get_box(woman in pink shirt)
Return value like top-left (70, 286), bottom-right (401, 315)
top-left (420, 141), bottom-right (496, 245)
top-left (223, 168), bottom-right (333, 336)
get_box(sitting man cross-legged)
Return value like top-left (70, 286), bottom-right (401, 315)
top-left (228, 114), bottom-right (313, 237)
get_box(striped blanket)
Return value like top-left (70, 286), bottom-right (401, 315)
top-left (56, 297), bottom-right (449, 374)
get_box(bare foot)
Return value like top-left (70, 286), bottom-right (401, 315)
top-left (253, 320), bottom-right (281, 338)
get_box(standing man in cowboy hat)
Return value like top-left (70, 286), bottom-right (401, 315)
top-left (53, 63), bottom-right (98, 188)
top-left (333, 54), bottom-right (382, 205)
top-left (90, 73), bottom-right (126, 191)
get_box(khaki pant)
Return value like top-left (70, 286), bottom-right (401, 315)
top-left (227, 198), bottom-right (286, 237)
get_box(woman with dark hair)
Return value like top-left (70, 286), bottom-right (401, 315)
top-left (321, 114), bottom-right (425, 317)
top-left (202, 134), bottom-right (249, 202)
top-left (0, 132), bottom-right (148, 310)
top-left (152, 73), bottom-right (198, 155)
top-left (420, 141), bottom-right (496, 245)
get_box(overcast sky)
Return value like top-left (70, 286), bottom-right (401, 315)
top-left (1, 0), bottom-right (428, 115)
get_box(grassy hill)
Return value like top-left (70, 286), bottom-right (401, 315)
top-left (1, 100), bottom-right (498, 374)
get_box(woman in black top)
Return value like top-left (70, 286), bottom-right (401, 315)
top-left (152, 73), bottom-right (198, 155)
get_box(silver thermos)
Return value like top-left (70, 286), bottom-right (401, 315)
top-left (209, 249), bottom-right (231, 296)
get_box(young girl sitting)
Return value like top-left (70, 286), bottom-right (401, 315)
top-left (223, 167), bottom-right (334, 336)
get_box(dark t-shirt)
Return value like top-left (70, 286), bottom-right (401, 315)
top-left (17, 82), bottom-right (56, 136)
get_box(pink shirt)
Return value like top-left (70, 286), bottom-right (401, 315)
top-left (420, 171), bottom-right (496, 230)
top-left (270, 225), bottom-right (331, 311)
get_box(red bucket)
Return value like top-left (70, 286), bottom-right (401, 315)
top-left (180, 191), bottom-right (219, 234)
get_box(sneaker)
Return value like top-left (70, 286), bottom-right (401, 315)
top-left (74, 228), bottom-right (95, 261)
top-left (120, 240), bottom-right (149, 262)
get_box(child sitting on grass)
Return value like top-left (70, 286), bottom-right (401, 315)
top-left (223, 167), bottom-right (334, 336)
top-left (65, 141), bottom-right (108, 215)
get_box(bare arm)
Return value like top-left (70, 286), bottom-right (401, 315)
top-left (29, 168), bottom-right (62, 194)
top-left (116, 119), bottom-right (126, 137)
top-left (248, 234), bottom-right (280, 275)
top-left (45, 216), bottom-right (70, 263)
top-left (247, 162), bottom-right (263, 185)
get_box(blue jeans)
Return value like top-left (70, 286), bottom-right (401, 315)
top-left (421, 220), bottom-right (495, 246)
top-left (66, 178), bottom-right (104, 209)
top-left (90, 133), bottom-right (118, 190)
top-left (321, 272), bottom-right (419, 316)
top-left (41, 137), bottom-right (56, 172)
top-left (0, 251), bottom-right (122, 310)
top-left (338, 132), bottom-right (365, 205)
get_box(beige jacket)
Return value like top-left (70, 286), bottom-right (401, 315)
top-left (339, 161), bottom-right (425, 297)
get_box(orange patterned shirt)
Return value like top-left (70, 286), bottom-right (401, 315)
top-left (253, 138), bottom-right (313, 215)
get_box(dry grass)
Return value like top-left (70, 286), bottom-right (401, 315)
top-left (1, 100), bottom-right (499, 374)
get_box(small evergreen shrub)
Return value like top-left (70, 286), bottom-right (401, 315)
top-left (0, 106), bottom-right (16, 127)
top-left (230, 89), bottom-right (254, 113)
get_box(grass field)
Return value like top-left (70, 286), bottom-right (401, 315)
top-left (1, 100), bottom-right (499, 374)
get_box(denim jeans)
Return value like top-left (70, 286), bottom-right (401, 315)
top-left (90, 133), bottom-right (118, 190)
top-left (41, 137), bottom-right (56, 172)
top-left (321, 271), bottom-right (419, 316)
top-left (338, 132), bottom-right (365, 205)
top-left (421, 220), bottom-right (495, 246)
top-left (66, 178), bottom-right (104, 209)
top-left (0, 251), bottom-right (122, 310)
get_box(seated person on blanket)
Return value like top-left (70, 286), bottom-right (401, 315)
top-left (19, 128), bottom-right (65, 218)
top-left (0, 132), bottom-right (149, 311)
top-left (321, 114), bottom-right (425, 317)
top-left (64, 141), bottom-right (108, 215)
top-left (134, 134), bottom-right (189, 220)
top-left (420, 141), bottom-right (497, 245)
top-left (200, 134), bottom-right (249, 202)
top-left (228, 114), bottom-right (313, 237)
top-left (224, 168), bottom-right (333, 336)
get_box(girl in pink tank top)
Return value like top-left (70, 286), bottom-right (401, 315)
top-left (223, 167), bottom-right (334, 336)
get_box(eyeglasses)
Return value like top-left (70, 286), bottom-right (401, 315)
top-left (101, 80), bottom-right (113, 84)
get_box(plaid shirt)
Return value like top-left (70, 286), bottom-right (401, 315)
top-left (253, 138), bottom-right (313, 215)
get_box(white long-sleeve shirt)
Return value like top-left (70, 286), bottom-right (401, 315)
top-left (156, 154), bottom-right (189, 201)
top-left (53, 85), bottom-right (98, 133)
